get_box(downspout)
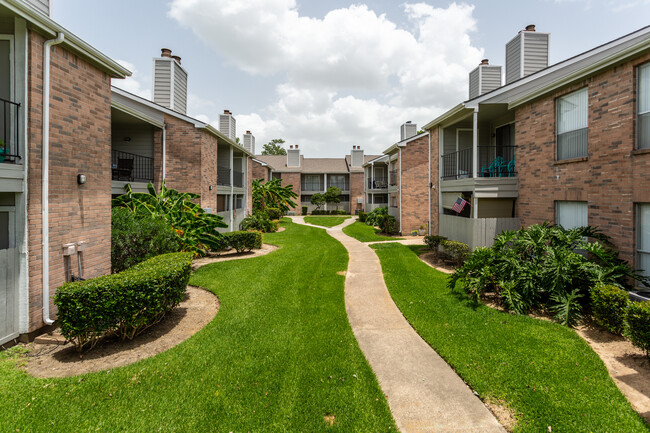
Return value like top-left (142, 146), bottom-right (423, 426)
top-left (42, 32), bottom-right (65, 325)
top-left (162, 123), bottom-right (166, 179)
top-left (398, 148), bottom-right (402, 235)
top-left (472, 108), bottom-right (479, 219)
top-left (428, 131), bottom-right (431, 236)
top-left (229, 147), bottom-right (234, 232)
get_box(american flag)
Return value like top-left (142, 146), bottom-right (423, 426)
top-left (452, 196), bottom-right (468, 213)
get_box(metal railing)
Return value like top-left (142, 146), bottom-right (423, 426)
top-left (328, 182), bottom-right (349, 191)
top-left (111, 150), bottom-right (153, 182)
top-left (217, 166), bottom-right (231, 186)
top-left (389, 170), bottom-right (397, 186)
top-left (233, 170), bottom-right (244, 187)
top-left (0, 98), bottom-right (21, 164)
top-left (301, 182), bottom-right (323, 191)
top-left (441, 146), bottom-right (516, 180)
top-left (367, 177), bottom-right (388, 189)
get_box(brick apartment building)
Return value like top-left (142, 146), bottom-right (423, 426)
top-left (421, 24), bottom-right (650, 284)
top-left (0, 0), bottom-right (131, 345)
top-left (255, 146), bottom-right (378, 214)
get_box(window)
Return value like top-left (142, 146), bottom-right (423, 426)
top-left (638, 204), bottom-right (650, 285)
top-left (234, 194), bottom-right (243, 209)
top-left (638, 63), bottom-right (650, 149)
top-left (556, 88), bottom-right (588, 160)
top-left (217, 195), bottom-right (229, 212)
top-left (556, 201), bottom-right (588, 229)
top-left (302, 174), bottom-right (321, 191)
top-left (328, 175), bottom-right (348, 190)
top-left (390, 194), bottom-right (397, 208)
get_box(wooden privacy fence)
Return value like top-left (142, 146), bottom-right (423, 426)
top-left (439, 214), bottom-right (521, 249)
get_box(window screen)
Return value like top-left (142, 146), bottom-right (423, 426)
top-left (557, 88), bottom-right (588, 160)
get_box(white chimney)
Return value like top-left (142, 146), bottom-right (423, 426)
top-left (219, 110), bottom-right (237, 141)
top-left (26, 0), bottom-right (50, 16)
top-left (505, 25), bottom-right (550, 85)
top-left (243, 130), bottom-right (255, 154)
top-left (400, 121), bottom-right (417, 141)
top-left (351, 146), bottom-right (364, 167)
top-left (469, 59), bottom-right (502, 99)
top-left (153, 48), bottom-right (188, 114)
top-left (287, 145), bottom-right (300, 167)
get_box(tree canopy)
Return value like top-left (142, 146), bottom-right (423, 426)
top-left (261, 139), bottom-right (287, 155)
top-left (251, 178), bottom-right (297, 213)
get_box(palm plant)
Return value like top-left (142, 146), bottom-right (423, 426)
top-left (251, 178), bottom-right (298, 213)
top-left (112, 180), bottom-right (227, 256)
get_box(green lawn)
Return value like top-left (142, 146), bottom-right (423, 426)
top-left (373, 243), bottom-right (649, 433)
top-left (0, 220), bottom-right (396, 432)
top-left (303, 215), bottom-right (351, 227)
top-left (342, 221), bottom-right (404, 242)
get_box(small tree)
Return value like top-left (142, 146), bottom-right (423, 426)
top-left (323, 186), bottom-right (341, 210)
top-left (261, 139), bottom-right (287, 155)
top-left (310, 193), bottom-right (326, 210)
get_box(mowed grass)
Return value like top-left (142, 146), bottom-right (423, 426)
top-left (0, 221), bottom-right (396, 432)
top-left (342, 221), bottom-right (404, 242)
top-left (303, 215), bottom-right (351, 227)
top-left (373, 243), bottom-right (650, 433)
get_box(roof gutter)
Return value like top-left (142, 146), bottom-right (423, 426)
top-left (42, 31), bottom-right (65, 326)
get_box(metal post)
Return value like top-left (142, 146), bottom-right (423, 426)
top-left (472, 108), bottom-right (479, 179)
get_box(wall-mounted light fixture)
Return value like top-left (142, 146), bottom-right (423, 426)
top-left (123, 137), bottom-right (131, 142)
top-left (209, 185), bottom-right (213, 190)
top-left (77, 174), bottom-right (86, 185)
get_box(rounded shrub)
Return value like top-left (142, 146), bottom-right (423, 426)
top-left (442, 240), bottom-right (470, 266)
top-left (240, 211), bottom-right (278, 233)
top-left (223, 230), bottom-right (263, 253)
top-left (111, 207), bottom-right (180, 273)
top-left (627, 301), bottom-right (650, 357)
top-left (591, 284), bottom-right (630, 335)
top-left (266, 207), bottom-right (282, 220)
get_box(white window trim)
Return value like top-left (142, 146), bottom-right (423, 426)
top-left (556, 87), bottom-right (589, 160)
top-left (637, 62), bottom-right (650, 150)
top-left (637, 203), bottom-right (650, 287)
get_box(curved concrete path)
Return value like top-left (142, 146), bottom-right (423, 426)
top-left (292, 216), bottom-right (504, 433)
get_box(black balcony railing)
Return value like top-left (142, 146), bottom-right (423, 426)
top-left (233, 170), bottom-right (244, 187)
top-left (389, 170), bottom-right (397, 186)
top-left (0, 98), bottom-right (21, 164)
top-left (328, 182), bottom-right (349, 191)
top-left (441, 146), bottom-right (516, 180)
top-left (368, 177), bottom-right (388, 189)
top-left (301, 182), bottom-right (323, 191)
top-left (217, 166), bottom-right (231, 186)
top-left (111, 150), bottom-right (153, 182)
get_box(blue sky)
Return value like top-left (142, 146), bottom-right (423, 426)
top-left (53, 0), bottom-right (650, 157)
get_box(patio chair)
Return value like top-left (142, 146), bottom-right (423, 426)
top-left (489, 157), bottom-right (504, 177)
top-left (114, 158), bottom-right (134, 181)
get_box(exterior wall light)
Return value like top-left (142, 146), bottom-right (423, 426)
top-left (77, 174), bottom-right (86, 185)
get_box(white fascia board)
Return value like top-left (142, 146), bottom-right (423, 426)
top-left (3, 0), bottom-right (131, 78)
top-left (423, 103), bottom-right (469, 130)
top-left (469, 25), bottom-right (650, 108)
top-left (363, 155), bottom-right (389, 167)
top-left (111, 100), bottom-right (164, 128)
top-left (200, 124), bottom-right (253, 157)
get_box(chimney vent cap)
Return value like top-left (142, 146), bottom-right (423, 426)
top-left (246, 130), bottom-right (251, 134)
top-left (172, 55), bottom-right (181, 64)
top-left (161, 48), bottom-right (172, 57)
top-left (224, 109), bottom-right (231, 115)
top-left (525, 24), bottom-right (536, 31)
top-left (480, 58), bottom-right (489, 65)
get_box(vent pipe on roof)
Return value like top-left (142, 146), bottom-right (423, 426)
top-left (505, 24), bottom-right (550, 85)
top-left (469, 58), bottom-right (502, 99)
top-left (400, 121), bottom-right (417, 141)
top-left (172, 55), bottom-right (181, 65)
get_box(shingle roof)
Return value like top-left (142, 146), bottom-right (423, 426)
top-left (254, 153), bottom-right (382, 174)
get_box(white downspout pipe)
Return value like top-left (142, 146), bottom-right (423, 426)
top-left (229, 147), bottom-right (234, 232)
top-left (162, 123), bottom-right (167, 179)
top-left (42, 32), bottom-right (65, 326)
top-left (398, 148), bottom-right (402, 235)
top-left (472, 108), bottom-right (479, 219)
top-left (428, 131), bottom-right (431, 236)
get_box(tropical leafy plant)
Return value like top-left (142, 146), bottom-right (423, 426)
top-left (365, 206), bottom-right (388, 227)
top-left (112, 180), bottom-right (227, 256)
top-left (448, 223), bottom-right (649, 327)
top-left (251, 178), bottom-right (298, 213)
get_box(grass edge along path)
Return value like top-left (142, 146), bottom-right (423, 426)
top-left (372, 242), bottom-right (650, 433)
top-left (342, 221), bottom-right (404, 242)
top-left (303, 215), bottom-right (351, 228)
top-left (0, 220), bottom-right (397, 432)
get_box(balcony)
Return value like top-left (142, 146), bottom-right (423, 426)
top-left (111, 150), bottom-right (153, 182)
top-left (328, 182), bottom-right (349, 191)
top-left (233, 170), bottom-right (244, 188)
top-left (301, 181), bottom-right (323, 192)
top-left (442, 146), bottom-right (516, 180)
top-left (367, 177), bottom-right (388, 189)
top-left (389, 170), bottom-right (397, 186)
top-left (217, 166), bottom-right (231, 186)
top-left (0, 98), bottom-right (21, 164)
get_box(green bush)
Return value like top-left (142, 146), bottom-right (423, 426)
top-left (240, 211), bottom-right (278, 233)
top-left (302, 206), bottom-right (308, 215)
top-left (441, 240), bottom-right (469, 266)
top-left (266, 207), bottom-right (282, 220)
top-left (223, 230), bottom-right (263, 253)
top-left (448, 223), bottom-right (649, 327)
top-left (380, 215), bottom-right (398, 234)
top-left (111, 207), bottom-right (180, 273)
top-left (424, 235), bottom-right (447, 251)
top-left (627, 301), bottom-right (650, 357)
top-left (358, 211), bottom-right (368, 223)
top-left (591, 284), bottom-right (630, 335)
top-left (54, 252), bottom-right (193, 352)
top-left (365, 207), bottom-right (388, 227)
top-left (310, 209), bottom-right (347, 215)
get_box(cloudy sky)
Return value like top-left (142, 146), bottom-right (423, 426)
top-left (54, 0), bottom-right (650, 157)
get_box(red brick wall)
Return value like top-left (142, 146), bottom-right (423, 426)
top-left (399, 135), bottom-right (431, 234)
top-left (246, 157), bottom-right (253, 214)
top-left (251, 160), bottom-right (269, 181)
top-left (349, 172), bottom-right (364, 214)
top-left (516, 52), bottom-right (650, 266)
top-left (429, 128), bottom-right (440, 235)
top-left (276, 172), bottom-right (301, 212)
top-left (200, 133), bottom-right (218, 212)
top-left (162, 114), bottom-right (202, 197)
top-left (152, 128), bottom-right (163, 191)
top-left (26, 32), bottom-right (112, 330)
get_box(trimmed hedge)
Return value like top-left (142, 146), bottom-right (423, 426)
top-left (442, 239), bottom-right (470, 266)
top-left (223, 230), bottom-right (263, 253)
top-left (358, 211), bottom-right (368, 223)
top-left (54, 252), bottom-right (193, 352)
top-left (302, 206), bottom-right (308, 215)
top-left (627, 301), bottom-right (650, 357)
top-left (311, 209), bottom-right (348, 215)
top-left (266, 207), bottom-right (282, 220)
top-left (424, 235), bottom-right (447, 251)
top-left (239, 211), bottom-right (278, 233)
top-left (591, 284), bottom-right (629, 335)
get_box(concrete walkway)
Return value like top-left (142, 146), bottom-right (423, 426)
top-left (291, 216), bottom-right (504, 433)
